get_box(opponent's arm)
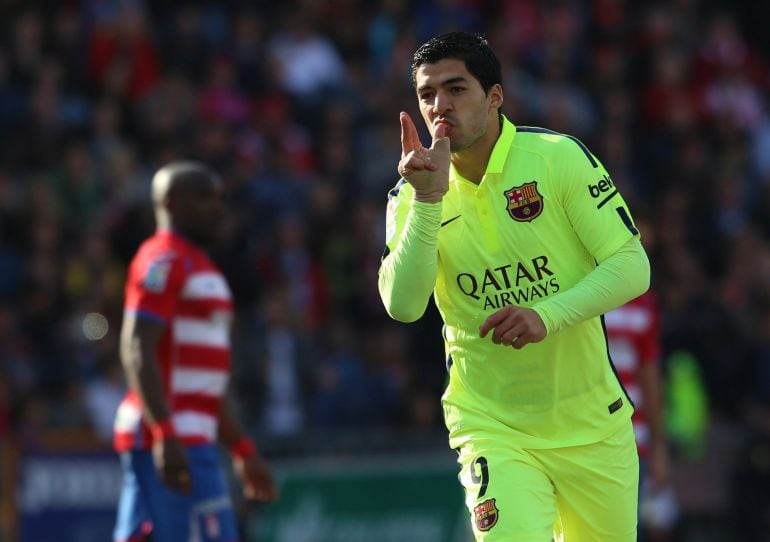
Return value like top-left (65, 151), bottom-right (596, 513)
top-left (218, 397), bottom-right (278, 502)
top-left (120, 315), bottom-right (191, 493)
top-left (639, 359), bottom-right (670, 490)
top-left (635, 297), bottom-right (670, 490)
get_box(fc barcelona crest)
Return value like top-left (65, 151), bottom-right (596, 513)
top-left (474, 498), bottom-right (499, 531)
top-left (505, 181), bottom-right (543, 222)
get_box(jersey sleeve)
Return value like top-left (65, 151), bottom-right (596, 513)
top-left (124, 249), bottom-right (187, 324)
top-left (533, 237), bottom-right (650, 334)
top-left (554, 137), bottom-right (640, 263)
top-left (378, 179), bottom-right (442, 323)
top-left (383, 180), bottom-right (414, 253)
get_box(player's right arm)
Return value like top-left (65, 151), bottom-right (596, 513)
top-left (120, 316), bottom-right (169, 431)
top-left (378, 112), bottom-right (450, 322)
top-left (121, 249), bottom-right (191, 493)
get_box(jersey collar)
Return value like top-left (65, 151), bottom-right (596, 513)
top-left (158, 227), bottom-right (200, 252)
top-left (486, 115), bottom-right (516, 175)
top-left (449, 115), bottom-right (517, 185)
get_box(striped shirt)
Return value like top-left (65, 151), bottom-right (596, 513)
top-left (114, 230), bottom-right (232, 451)
top-left (605, 291), bottom-right (661, 456)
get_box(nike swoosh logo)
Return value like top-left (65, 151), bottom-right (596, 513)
top-left (441, 215), bottom-right (461, 227)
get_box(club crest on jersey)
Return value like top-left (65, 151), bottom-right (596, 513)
top-left (474, 498), bottom-right (499, 531)
top-left (505, 181), bottom-right (543, 222)
top-left (142, 260), bottom-right (172, 292)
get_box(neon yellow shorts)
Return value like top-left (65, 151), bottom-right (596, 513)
top-left (456, 421), bottom-right (638, 542)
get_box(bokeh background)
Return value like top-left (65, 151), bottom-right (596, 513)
top-left (1, 0), bottom-right (770, 541)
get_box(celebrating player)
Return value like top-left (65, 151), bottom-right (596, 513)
top-left (113, 162), bottom-right (277, 542)
top-left (378, 32), bottom-right (650, 541)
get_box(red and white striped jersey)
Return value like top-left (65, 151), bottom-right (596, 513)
top-left (604, 291), bottom-right (661, 457)
top-left (114, 230), bottom-right (233, 451)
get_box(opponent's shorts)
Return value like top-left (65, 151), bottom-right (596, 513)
top-left (456, 421), bottom-right (638, 542)
top-left (638, 458), bottom-right (679, 532)
top-left (114, 444), bottom-right (239, 542)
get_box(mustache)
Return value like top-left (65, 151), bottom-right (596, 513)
top-left (434, 117), bottom-right (455, 126)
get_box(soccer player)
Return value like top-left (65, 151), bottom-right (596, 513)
top-left (378, 32), bottom-right (650, 541)
top-left (606, 291), bottom-right (678, 540)
top-left (113, 162), bottom-right (277, 542)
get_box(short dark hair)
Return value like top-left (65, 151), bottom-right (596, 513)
top-left (411, 32), bottom-right (502, 94)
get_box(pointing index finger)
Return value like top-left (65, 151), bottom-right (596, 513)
top-left (434, 121), bottom-right (449, 140)
top-left (400, 111), bottom-right (421, 155)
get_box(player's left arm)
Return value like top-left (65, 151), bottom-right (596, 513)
top-left (532, 140), bottom-right (650, 335)
top-left (532, 237), bottom-right (649, 335)
top-left (480, 239), bottom-right (648, 346)
top-left (481, 140), bottom-right (650, 346)
top-left (218, 396), bottom-right (278, 502)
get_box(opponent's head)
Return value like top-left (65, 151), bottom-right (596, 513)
top-left (410, 32), bottom-right (503, 151)
top-left (151, 161), bottom-right (225, 246)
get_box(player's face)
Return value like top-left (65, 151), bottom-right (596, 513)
top-left (415, 59), bottom-right (502, 153)
top-left (179, 178), bottom-right (226, 246)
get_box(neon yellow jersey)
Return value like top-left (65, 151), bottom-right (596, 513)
top-left (383, 117), bottom-right (640, 449)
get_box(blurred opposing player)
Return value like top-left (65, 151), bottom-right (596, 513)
top-left (113, 162), bottom-right (277, 542)
top-left (379, 32), bottom-right (650, 541)
top-left (606, 291), bottom-right (678, 540)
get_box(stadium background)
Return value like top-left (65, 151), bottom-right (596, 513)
top-left (1, 0), bottom-right (770, 540)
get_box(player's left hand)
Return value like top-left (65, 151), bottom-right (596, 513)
top-left (479, 306), bottom-right (547, 349)
top-left (233, 454), bottom-right (278, 502)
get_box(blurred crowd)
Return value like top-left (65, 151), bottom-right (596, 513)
top-left (2, 0), bottom-right (770, 538)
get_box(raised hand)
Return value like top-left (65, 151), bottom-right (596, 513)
top-left (397, 111), bottom-right (451, 203)
top-left (479, 306), bottom-right (547, 349)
